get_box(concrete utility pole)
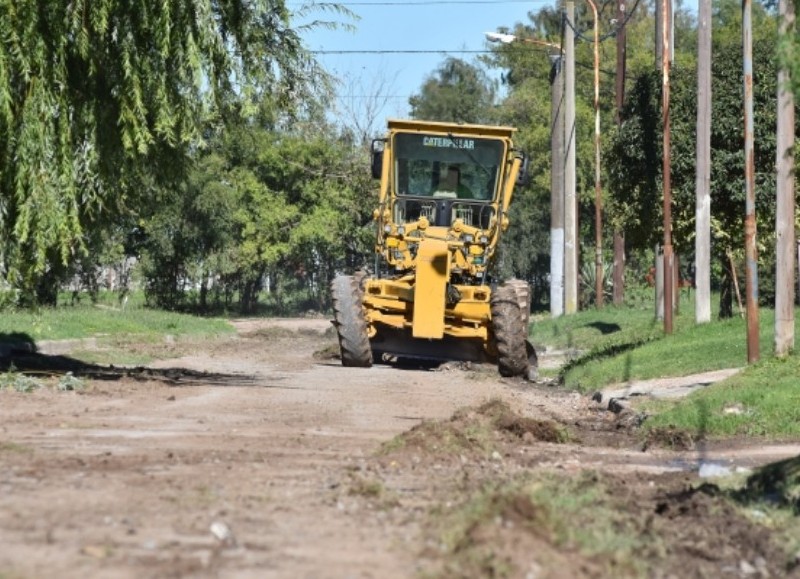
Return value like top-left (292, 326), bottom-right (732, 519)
top-left (586, 0), bottom-right (603, 309)
top-left (661, 0), bottom-right (674, 334)
top-left (695, 0), bottom-right (712, 324)
top-left (775, 0), bottom-right (795, 356)
top-left (613, 0), bottom-right (627, 306)
top-left (484, 31), bottom-right (568, 317)
top-left (743, 0), bottom-right (760, 363)
top-left (564, 0), bottom-right (578, 314)
top-left (550, 54), bottom-right (565, 317)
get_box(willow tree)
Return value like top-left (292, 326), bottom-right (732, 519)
top-left (0, 0), bottom-right (325, 301)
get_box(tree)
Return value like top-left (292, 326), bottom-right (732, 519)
top-left (0, 0), bottom-right (325, 303)
top-left (408, 58), bottom-right (496, 124)
top-left (606, 1), bottom-right (782, 317)
top-left (334, 68), bottom-right (401, 148)
top-left (139, 119), bottom-right (375, 314)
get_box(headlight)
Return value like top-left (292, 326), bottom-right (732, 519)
top-left (479, 235), bottom-right (489, 245)
top-left (463, 234), bottom-right (474, 243)
top-left (384, 225), bottom-right (392, 234)
top-left (397, 226), bottom-right (405, 236)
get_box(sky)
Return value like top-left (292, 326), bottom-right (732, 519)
top-left (294, 0), bottom-right (558, 123)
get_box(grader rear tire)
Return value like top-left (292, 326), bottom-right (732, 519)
top-left (330, 275), bottom-right (372, 368)
top-left (491, 284), bottom-right (529, 378)
top-left (505, 279), bottom-right (538, 378)
top-left (505, 279), bottom-right (532, 332)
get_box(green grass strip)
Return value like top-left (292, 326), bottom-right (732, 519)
top-left (0, 305), bottom-right (234, 343)
top-left (644, 354), bottom-right (800, 439)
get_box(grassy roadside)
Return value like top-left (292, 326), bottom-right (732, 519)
top-left (531, 302), bottom-right (782, 391)
top-left (643, 354), bottom-right (800, 438)
top-left (530, 299), bottom-right (800, 440)
top-left (0, 305), bottom-right (234, 342)
top-left (0, 305), bottom-right (235, 366)
top-left (558, 311), bottom-right (775, 392)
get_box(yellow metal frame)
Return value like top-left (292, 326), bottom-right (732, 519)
top-left (363, 276), bottom-right (492, 341)
top-left (365, 119), bottom-right (523, 356)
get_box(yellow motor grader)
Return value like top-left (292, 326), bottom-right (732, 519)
top-left (331, 119), bottom-right (536, 378)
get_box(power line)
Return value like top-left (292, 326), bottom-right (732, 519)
top-left (311, 49), bottom-right (491, 54)
top-left (294, 0), bottom-right (546, 4)
top-left (338, 94), bottom-right (411, 98)
top-left (311, 46), bottom-right (557, 55)
top-left (311, 47), bottom-right (612, 75)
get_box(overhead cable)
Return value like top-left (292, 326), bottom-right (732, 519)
top-left (294, 0), bottom-right (546, 5)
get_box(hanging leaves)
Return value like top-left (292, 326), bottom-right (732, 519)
top-left (0, 0), bottom-right (323, 295)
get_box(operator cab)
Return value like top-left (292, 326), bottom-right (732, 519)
top-left (389, 132), bottom-right (503, 230)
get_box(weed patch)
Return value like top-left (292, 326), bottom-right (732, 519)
top-left (0, 369), bottom-right (43, 392)
top-left (57, 372), bottom-right (85, 391)
top-left (347, 475), bottom-right (400, 509)
top-left (423, 469), bottom-right (792, 578)
top-left (735, 455), bottom-right (800, 514)
top-left (0, 442), bottom-right (32, 454)
top-left (426, 471), bottom-right (650, 578)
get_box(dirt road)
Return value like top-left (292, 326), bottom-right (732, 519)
top-left (0, 319), bottom-right (798, 578)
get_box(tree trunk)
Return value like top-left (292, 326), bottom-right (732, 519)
top-left (200, 270), bottom-right (209, 312)
top-left (719, 257), bottom-right (733, 319)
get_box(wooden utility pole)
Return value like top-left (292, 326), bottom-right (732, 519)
top-left (695, 0), bottom-right (712, 324)
top-left (564, 0), bottom-right (578, 314)
top-left (743, 0), bottom-right (760, 363)
top-left (655, 0), bottom-right (663, 67)
top-left (613, 1), bottom-right (627, 306)
top-left (775, 0), bottom-right (795, 356)
top-left (587, 0), bottom-right (603, 309)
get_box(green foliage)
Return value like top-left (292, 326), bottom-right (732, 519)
top-left (408, 57), bottom-right (497, 124)
top-left (0, 368), bottom-right (43, 393)
top-left (138, 120), bottom-right (375, 313)
top-left (431, 471), bottom-right (650, 577)
top-left (481, 5), bottom-right (624, 302)
top-left (0, 0), bottom-right (326, 302)
top-left (531, 291), bottom-right (783, 391)
top-left (579, 256), bottom-right (614, 308)
top-left (606, 3), bottom-right (781, 313)
top-left (57, 372), bottom-right (85, 392)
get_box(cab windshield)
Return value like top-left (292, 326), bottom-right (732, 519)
top-left (393, 133), bottom-right (504, 201)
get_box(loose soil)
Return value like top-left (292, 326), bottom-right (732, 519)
top-left (0, 318), bottom-right (798, 578)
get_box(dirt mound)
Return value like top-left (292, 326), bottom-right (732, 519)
top-left (642, 425), bottom-right (697, 451)
top-left (378, 399), bottom-right (568, 462)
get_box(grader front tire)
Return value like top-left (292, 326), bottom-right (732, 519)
top-left (330, 275), bottom-right (373, 368)
top-left (491, 284), bottom-right (529, 378)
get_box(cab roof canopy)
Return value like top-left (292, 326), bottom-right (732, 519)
top-left (387, 119), bottom-right (516, 140)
